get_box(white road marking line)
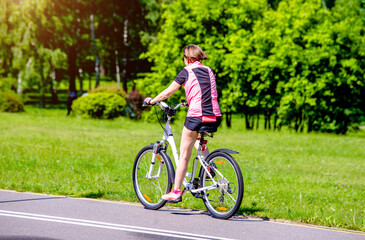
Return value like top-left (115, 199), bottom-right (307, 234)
top-left (0, 210), bottom-right (233, 240)
top-left (1, 190), bottom-right (364, 236)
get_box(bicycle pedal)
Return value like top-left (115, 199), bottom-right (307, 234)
top-left (194, 193), bottom-right (209, 199)
top-left (194, 194), bottom-right (203, 199)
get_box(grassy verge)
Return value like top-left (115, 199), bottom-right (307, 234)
top-left (0, 107), bottom-right (364, 231)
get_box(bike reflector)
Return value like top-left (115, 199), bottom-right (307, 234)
top-left (156, 155), bottom-right (162, 161)
top-left (143, 194), bottom-right (152, 202)
top-left (217, 207), bottom-right (227, 211)
top-left (216, 161), bottom-right (226, 165)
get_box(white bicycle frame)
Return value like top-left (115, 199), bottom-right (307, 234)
top-left (148, 102), bottom-right (224, 194)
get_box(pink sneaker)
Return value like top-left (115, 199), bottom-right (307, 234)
top-left (162, 189), bottom-right (183, 203)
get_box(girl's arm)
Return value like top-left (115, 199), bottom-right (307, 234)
top-left (150, 81), bottom-right (181, 104)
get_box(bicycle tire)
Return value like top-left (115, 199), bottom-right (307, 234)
top-left (133, 145), bottom-right (173, 210)
top-left (199, 152), bottom-right (244, 219)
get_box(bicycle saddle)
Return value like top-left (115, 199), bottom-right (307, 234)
top-left (198, 126), bottom-right (217, 133)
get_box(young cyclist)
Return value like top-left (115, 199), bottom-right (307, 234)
top-left (144, 44), bottom-right (222, 202)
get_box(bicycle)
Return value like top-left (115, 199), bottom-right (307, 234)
top-left (132, 100), bottom-right (244, 219)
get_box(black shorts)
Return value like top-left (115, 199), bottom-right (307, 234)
top-left (184, 117), bottom-right (222, 132)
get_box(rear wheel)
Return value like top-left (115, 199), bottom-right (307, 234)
top-left (199, 152), bottom-right (244, 219)
top-left (133, 145), bottom-right (172, 210)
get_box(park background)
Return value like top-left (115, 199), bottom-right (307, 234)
top-left (0, 0), bottom-right (364, 232)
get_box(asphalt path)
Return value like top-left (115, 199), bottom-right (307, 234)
top-left (0, 190), bottom-right (364, 240)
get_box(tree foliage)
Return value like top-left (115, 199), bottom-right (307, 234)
top-left (0, 0), bottom-right (149, 105)
top-left (138, 0), bottom-right (365, 134)
top-left (0, 0), bottom-right (364, 133)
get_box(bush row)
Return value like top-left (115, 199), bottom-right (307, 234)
top-left (0, 83), bottom-right (148, 120)
top-left (72, 85), bottom-right (146, 120)
top-left (0, 91), bottom-right (24, 113)
top-left (72, 93), bottom-right (126, 119)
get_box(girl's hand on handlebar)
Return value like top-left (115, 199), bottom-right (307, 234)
top-left (143, 97), bottom-right (156, 106)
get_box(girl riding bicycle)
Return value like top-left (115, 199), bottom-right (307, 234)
top-left (144, 44), bottom-right (222, 202)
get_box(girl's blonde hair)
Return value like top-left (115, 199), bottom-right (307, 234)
top-left (183, 45), bottom-right (208, 62)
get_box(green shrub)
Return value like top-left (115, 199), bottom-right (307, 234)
top-left (88, 85), bottom-right (126, 98)
top-left (0, 77), bottom-right (17, 92)
top-left (72, 93), bottom-right (126, 119)
top-left (0, 91), bottom-right (24, 112)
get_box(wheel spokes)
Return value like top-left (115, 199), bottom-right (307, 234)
top-left (203, 157), bottom-right (240, 214)
top-left (136, 151), bottom-right (168, 205)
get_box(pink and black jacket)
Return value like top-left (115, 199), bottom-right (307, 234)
top-left (174, 61), bottom-right (222, 122)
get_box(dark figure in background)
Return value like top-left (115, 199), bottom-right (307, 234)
top-left (66, 91), bottom-right (77, 116)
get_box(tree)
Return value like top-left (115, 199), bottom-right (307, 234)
top-left (0, 0), bottom-right (14, 79)
top-left (139, 0), bottom-right (364, 133)
top-left (8, 0), bottom-right (70, 106)
top-left (54, 0), bottom-right (90, 94)
top-left (93, 0), bottom-right (149, 92)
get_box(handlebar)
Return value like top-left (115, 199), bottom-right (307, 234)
top-left (173, 101), bottom-right (189, 110)
top-left (157, 100), bottom-right (188, 111)
top-left (142, 99), bottom-right (188, 118)
top-left (143, 99), bottom-right (188, 111)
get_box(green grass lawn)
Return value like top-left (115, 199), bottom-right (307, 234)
top-left (0, 106), bottom-right (364, 231)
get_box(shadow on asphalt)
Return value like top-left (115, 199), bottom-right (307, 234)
top-left (158, 208), bottom-right (270, 222)
top-left (0, 197), bottom-right (64, 204)
top-left (0, 236), bottom-right (59, 240)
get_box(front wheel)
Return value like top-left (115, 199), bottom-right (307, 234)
top-left (133, 145), bottom-right (173, 210)
top-left (199, 152), bottom-right (244, 219)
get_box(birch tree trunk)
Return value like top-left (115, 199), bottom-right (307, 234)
top-left (50, 62), bottom-right (58, 103)
top-left (90, 14), bottom-right (100, 88)
top-left (78, 68), bottom-right (84, 94)
top-left (122, 18), bottom-right (128, 92)
top-left (17, 73), bottom-right (22, 96)
top-left (322, 0), bottom-right (328, 11)
top-left (114, 28), bottom-right (121, 88)
top-left (115, 49), bottom-right (121, 89)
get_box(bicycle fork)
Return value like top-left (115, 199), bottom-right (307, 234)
top-left (147, 142), bottom-right (164, 179)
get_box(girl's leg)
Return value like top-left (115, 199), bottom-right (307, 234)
top-left (173, 126), bottom-right (198, 191)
